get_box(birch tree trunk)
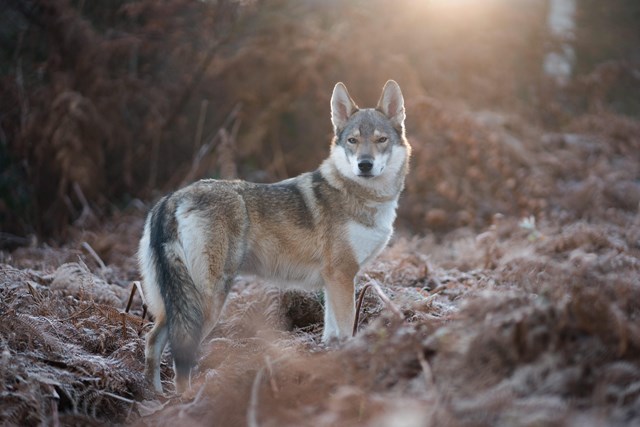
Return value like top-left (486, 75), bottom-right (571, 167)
top-left (543, 0), bottom-right (577, 86)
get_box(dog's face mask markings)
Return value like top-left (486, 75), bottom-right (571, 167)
top-left (331, 81), bottom-right (406, 180)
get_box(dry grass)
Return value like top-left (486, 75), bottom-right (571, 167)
top-left (1, 206), bottom-right (639, 425)
top-left (1, 0), bottom-right (640, 425)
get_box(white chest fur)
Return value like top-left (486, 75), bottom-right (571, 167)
top-left (347, 198), bottom-right (398, 266)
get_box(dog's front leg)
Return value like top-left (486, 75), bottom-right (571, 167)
top-left (321, 262), bottom-right (358, 342)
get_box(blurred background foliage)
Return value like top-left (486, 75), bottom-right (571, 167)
top-left (0, 0), bottom-right (639, 243)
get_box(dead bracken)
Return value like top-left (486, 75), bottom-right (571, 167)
top-left (1, 0), bottom-right (640, 426)
top-left (2, 208), bottom-right (640, 425)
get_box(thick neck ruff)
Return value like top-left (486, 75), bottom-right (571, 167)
top-left (319, 158), bottom-right (408, 204)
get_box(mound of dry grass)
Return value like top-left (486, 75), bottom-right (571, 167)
top-left (3, 202), bottom-right (638, 426)
top-left (0, 263), bottom-right (152, 425)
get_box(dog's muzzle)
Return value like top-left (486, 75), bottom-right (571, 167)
top-left (358, 158), bottom-right (374, 174)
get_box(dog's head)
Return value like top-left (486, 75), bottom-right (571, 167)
top-left (330, 80), bottom-right (409, 181)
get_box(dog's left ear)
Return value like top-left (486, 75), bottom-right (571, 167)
top-left (377, 80), bottom-right (405, 130)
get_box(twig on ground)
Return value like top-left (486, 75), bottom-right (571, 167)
top-left (364, 275), bottom-right (404, 319)
top-left (353, 278), bottom-right (405, 336)
top-left (417, 350), bottom-right (434, 389)
top-left (264, 355), bottom-right (279, 397)
top-left (141, 304), bottom-right (147, 325)
top-left (125, 283), bottom-right (137, 314)
top-left (101, 391), bottom-right (134, 404)
top-left (247, 366), bottom-right (266, 427)
top-left (81, 242), bottom-right (106, 270)
top-left (125, 282), bottom-right (148, 328)
top-left (59, 304), bottom-right (94, 322)
top-left (26, 281), bottom-right (44, 305)
top-left (353, 283), bottom-right (372, 337)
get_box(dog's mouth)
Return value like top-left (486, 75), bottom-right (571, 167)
top-left (357, 166), bottom-right (384, 178)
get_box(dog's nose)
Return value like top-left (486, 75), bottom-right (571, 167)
top-left (358, 159), bottom-right (374, 173)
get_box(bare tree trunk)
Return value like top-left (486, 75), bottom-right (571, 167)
top-left (543, 0), bottom-right (576, 86)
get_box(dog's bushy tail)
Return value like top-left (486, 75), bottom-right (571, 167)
top-left (149, 196), bottom-right (204, 379)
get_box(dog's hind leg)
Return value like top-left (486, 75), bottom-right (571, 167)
top-left (171, 272), bottom-right (235, 393)
top-left (172, 220), bottom-right (244, 392)
top-left (144, 314), bottom-right (169, 393)
top-left (201, 276), bottom-right (234, 338)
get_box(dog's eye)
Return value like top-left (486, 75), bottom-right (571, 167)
top-left (377, 137), bottom-right (388, 143)
top-left (347, 137), bottom-right (357, 144)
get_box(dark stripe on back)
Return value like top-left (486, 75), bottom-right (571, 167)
top-left (311, 170), bottom-right (324, 184)
top-left (311, 170), bottom-right (326, 206)
top-left (250, 181), bottom-right (314, 229)
top-left (277, 182), bottom-right (314, 229)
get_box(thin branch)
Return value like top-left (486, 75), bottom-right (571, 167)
top-left (73, 182), bottom-right (96, 226)
top-left (125, 283), bottom-right (137, 314)
top-left (81, 242), bottom-right (106, 270)
top-left (101, 391), bottom-right (134, 404)
top-left (6, 0), bottom-right (47, 29)
top-left (417, 350), bottom-right (435, 389)
top-left (247, 367), bottom-right (265, 427)
top-left (141, 304), bottom-right (147, 325)
top-left (0, 232), bottom-right (30, 248)
top-left (264, 355), bottom-right (279, 397)
top-left (353, 283), bottom-right (372, 337)
top-left (160, 35), bottom-right (228, 134)
top-left (58, 305), bottom-right (94, 322)
top-left (181, 103), bottom-right (242, 186)
top-left (364, 276), bottom-right (404, 319)
top-left (50, 389), bottom-right (60, 427)
top-left (125, 281), bottom-right (148, 329)
top-left (193, 99), bottom-right (209, 153)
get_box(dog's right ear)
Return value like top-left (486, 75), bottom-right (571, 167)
top-left (331, 82), bottom-right (358, 133)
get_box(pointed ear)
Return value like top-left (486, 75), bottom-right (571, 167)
top-left (331, 82), bottom-right (358, 133)
top-left (377, 80), bottom-right (405, 129)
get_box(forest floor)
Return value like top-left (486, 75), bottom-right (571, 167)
top-left (2, 1), bottom-right (640, 425)
top-left (2, 111), bottom-right (640, 427)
